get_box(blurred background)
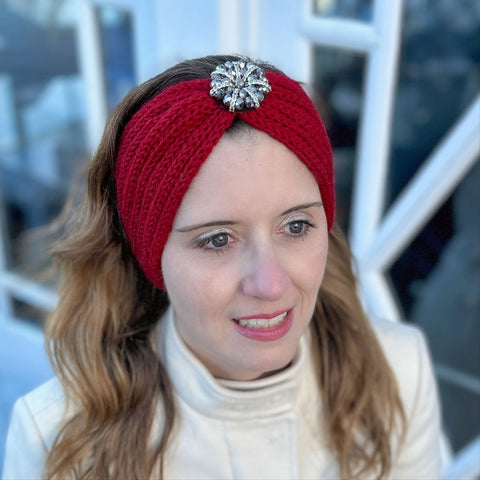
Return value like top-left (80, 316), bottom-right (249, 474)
top-left (0, 0), bottom-right (479, 476)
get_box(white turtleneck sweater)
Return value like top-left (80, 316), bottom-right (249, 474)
top-left (2, 307), bottom-right (443, 479)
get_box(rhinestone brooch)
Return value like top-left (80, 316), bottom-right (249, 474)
top-left (209, 60), bottom-right (272, 112)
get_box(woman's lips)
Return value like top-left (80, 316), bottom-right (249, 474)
top-left (232, 309), bottom-right (293, 341)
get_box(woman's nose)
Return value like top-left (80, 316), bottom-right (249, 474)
top-left (241, 245), bottom-right (290, 301)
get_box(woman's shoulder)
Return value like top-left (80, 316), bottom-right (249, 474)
top-left (370, 316), bottom-right (430, 376)
top-left (21, 377), bottom-right (65, 414)
top-left (369, 317), bottom-right (443, 437)
top-left (369, 317), bottom-right (433, 411)
top-left (8, 378), bottom-right (67, 449)
top-left (370, 315), bottom-right (426, 350)
top-left (18, 377), bottom-right (67, 438)
top-left (2, 378), bottom-right (68, 479)
top-left (369, 317), bottom-right (444, 476)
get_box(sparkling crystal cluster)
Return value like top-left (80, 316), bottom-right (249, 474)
top-left (209, 60), bottom-right (272, 112)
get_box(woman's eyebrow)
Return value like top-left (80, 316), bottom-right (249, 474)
top-left (176, 220), bottom-right (237, 233)
top-left (176, 202), bottom-right (323, 232)
top-left (281, 201), bottom-right (323, 216)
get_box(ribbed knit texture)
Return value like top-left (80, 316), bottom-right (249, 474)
top-left (115, 72), bottom-right (334, 290)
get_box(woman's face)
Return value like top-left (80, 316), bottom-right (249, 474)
top-left (161, 129), bottom-right (328, 381)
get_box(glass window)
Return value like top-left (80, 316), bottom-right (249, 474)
top-left (313, 0), bottom-right (373, 21)
top-left (312, 47), bottom-right (366, 231)
top-left (0, 0), bottom-right (88, 323)
top-left (0, 1), bottom-right (137, 325)
top-left (387, 6), bottom-right (480, 444)
top-left (388, 0), bottom-right (479, 206)
top-left (389, 164), bottom-right (480, 450)
top-left (97, 6), bottom-right (136, 112)
top-left (312, 0), bottom-right (480, 454)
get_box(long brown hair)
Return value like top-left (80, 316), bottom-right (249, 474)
top-left (44, 55), bottom-right (404, 479)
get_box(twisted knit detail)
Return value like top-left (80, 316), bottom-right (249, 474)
top-left (115, 72), bottom-right (334, 290)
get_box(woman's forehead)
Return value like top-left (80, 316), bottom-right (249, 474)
top-left (172, 131), bottom-right (322, 225)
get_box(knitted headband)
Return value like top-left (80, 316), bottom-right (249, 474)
top-left (115, 61), bottom-right (334, 290)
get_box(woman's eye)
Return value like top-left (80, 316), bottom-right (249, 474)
top-left (282, 219), bottom-right (316, 238)
top-left (193, 231), bottom-right (234, 252)
top-left (288, 221), bottom-right (306, 235)
top-left (210, 233), bottom-right (229, 248)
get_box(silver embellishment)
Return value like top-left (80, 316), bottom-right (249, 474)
top-left (209, 60), bottom-right (272, 112)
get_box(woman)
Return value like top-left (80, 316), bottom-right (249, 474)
top-left (3, 55), bottom-right (442, 479)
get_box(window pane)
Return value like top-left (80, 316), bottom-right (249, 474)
top-left (388, 162), bottom-right (480, 451)
top-left (438, 381), bottom-right (480, 451)
top-left (11, 298), bottom-right (49, 328)
top-left (387, 2), bottom-right (480, 450)
top-left (313, 0), bottom-right (373, 21)
top-left (312, 0), bottom-right (480, 454)
top-left (0, 0), bottom-right (88, 318)
top-left (312, 46), bottom-right (367, 231)
top-left (388, 0), bottom-right (479, 205)
top-left (98, 6), bottom-right (136, 112)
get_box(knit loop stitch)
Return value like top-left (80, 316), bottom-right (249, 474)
top-left (115, 72), bottom-right (334, 290)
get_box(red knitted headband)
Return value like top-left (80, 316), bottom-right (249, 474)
top-left (115, 62), bottom-right (334, 290)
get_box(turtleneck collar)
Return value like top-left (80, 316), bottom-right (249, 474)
top-left (157, 306), bottom-right (306, 421)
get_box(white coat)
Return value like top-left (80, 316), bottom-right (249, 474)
top-left (2, 307), bottom-right (443, 479)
